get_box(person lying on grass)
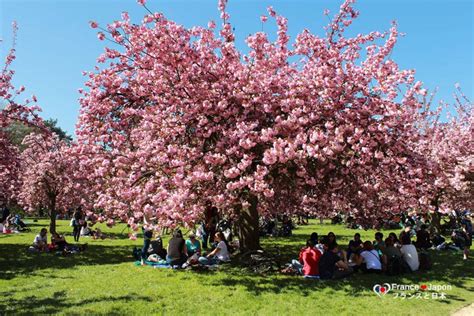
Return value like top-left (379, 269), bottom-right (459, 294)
top-left (198, 232), bottom-right (230, 266)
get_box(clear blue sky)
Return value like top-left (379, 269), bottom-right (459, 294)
top-left (1, 0), bottom-right (473, 136)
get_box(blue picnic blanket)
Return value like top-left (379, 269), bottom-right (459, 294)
top-left (134, 260), bottom-right (171, 268)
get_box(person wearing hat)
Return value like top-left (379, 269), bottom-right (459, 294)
top-left (186, 232), bottom-right (201, 257)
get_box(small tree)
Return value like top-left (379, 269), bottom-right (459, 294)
top-left (18, 133), bottom-right (83, 233)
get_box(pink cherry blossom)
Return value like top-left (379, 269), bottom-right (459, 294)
top-left (72, 0), bottom-right (473, 250)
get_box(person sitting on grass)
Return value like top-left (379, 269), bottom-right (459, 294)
top-left (318, 242), bottom-right (352, 280)
top-left (32, 228), bottom-right (48, 252)
top-left (400, 232), bottom-right (419, 272)
top-left (291, 239), bottom-right (322, 278)
top-left (383, 237), bottom-right (402, 259)
top-left (80, 222), bottom-right (92, 236)
top-left (355, 241), bottom-right (383, 273)
top-left (149, 236), bottom-right (167, 260)
top-left (167, 229), bottom-right (187, 267)
top-left (325, 232), bottom-right (348, 262)
top-left (347, 233), bottom-right (363, 261)
top-left (327, 232), bottom-right (337, 247)
top-left (198, 232), bottom-right (230, 265)
top-left (310, 232), bottom-right (324, 254)
top-left (388, 232), bottom-right (401, 248)
top-left (373, 232), bottom-right (385, 255)
top-left (186, 232), bottom-right (201, 257)
top-left (51, 232), bottom-right (87, 254)
top-left (91, 228), bottom-right (106, 240)
top-left (51, 232), bottom-right (69, 251)
top-left (414, 224), bottom-right (432, 250)
top-left (383, 237), bottom-right (406, 275)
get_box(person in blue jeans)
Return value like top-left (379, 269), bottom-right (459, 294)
top-left (141, 228), bottom-right (153, 265)
top-left (199, 232), bottom-right (230, 265)
top-left (200, 222), bottom-right (209, 249)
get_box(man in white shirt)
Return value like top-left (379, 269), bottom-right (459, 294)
top-left (33, 228), bottom-right (48, 252)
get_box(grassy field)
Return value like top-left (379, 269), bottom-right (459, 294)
top-left (1, 219), bottom-right (473, 315)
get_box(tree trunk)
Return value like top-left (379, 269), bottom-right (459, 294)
top-left (237, 194), bottom-right (261, 252)
top-left (430, 196), bottom-right (441, 235)
top-left (49, 196), bottom-right (57, 234)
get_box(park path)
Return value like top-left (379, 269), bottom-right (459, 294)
top-left (452, 303), bottom-right (474, 316)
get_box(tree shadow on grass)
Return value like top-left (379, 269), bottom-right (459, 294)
top-left (0, 243), bottom-right (133, 280)
top-left (0, 290), bottom-right (152, 315)
top-left (209, 250), bottom-right (473, 302)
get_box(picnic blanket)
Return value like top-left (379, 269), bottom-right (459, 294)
top-left (134, 260), bottom-right (171, 268)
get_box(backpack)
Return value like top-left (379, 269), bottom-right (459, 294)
top-left (419, 252), bottom-right (432, 271)
top-left (132, 247), bottom-right (141, 261)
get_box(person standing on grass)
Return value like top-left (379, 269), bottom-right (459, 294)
top-left (71, 208), bottom-right (82, 242)
top-left (460, 222), bottom-right (472, 260)
top-left (141, 212), bottom-right (153, 265)
top-left (202, 204), bottom-right (219, 249)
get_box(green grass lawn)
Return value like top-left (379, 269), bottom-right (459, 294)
top-left (1, 219), bottom-right (473, 315)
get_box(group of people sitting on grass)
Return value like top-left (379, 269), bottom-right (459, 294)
top-left (288, 216), bottom-right (472, 279)
top-left (0, 211), bottom-right (28, 234)
top-left (288, 228), bottom-right (434, 279)
top-left (29, 228), bottom-right (87, 254)
top-left (137, 229), bottom-right (231, 268)
top-left (69, 209), bottom-right (107, 241)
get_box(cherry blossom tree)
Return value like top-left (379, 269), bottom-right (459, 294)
top-left (77, 0), bottom-right (448, 250)
top-left (1, 22), bottom-right (43, 206)
top-left (17, 133), bottom-right (92, 233)
top-left (415, 88), bottom-right (473, 232)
